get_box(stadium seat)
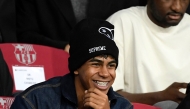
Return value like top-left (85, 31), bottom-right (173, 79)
top-left (0, 43), bottom-right (69, 93)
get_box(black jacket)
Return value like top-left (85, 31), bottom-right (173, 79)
top-left (0, 49), bottom-right (13, 96)
top-left (11, 73), bottom-right (133, 109)
top-left (16, 0), bottom-right (141, 49)
top-left (0, 0), bottom-right (17, 43)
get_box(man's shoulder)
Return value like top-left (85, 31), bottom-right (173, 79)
top-left (11, 74), bottom-right (75, 108)
top-left (113, 91), bottom-right (128, 100)
top-left (112, 91), bottom-right (133, 108)
top-left (183, 13), bottom-right (190, 22)
top-left (107, 6), bottom-right (146, 25)
top-left (179, 13), bottom-right (190, 28)
top-left (108, 6), bottom-right (145, 19)
top-left (19, 76), bottom-right (63, 97)
top-left (113, 91), bottom-right (131, 104)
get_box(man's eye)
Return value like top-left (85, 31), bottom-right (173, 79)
top-left (92, 63), bottom-right (100, 66)
top-left (108, 64), bottom-right (116, 68)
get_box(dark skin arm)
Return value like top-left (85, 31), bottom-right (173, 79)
top-left (117, 82), bottom-right (188, 105)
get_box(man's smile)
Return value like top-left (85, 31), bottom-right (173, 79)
top-left (93, 80), bottom-right (110, 90)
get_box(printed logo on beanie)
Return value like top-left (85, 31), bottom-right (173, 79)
top-left (98, 27), bottom-right (114, 40)
top-left (89, 46), bottom-right (106, 53)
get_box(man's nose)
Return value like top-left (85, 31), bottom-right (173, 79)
top-left (171, 0), bottom-right (182, 12)
top-left (98, 66), bottom-right (109, 78)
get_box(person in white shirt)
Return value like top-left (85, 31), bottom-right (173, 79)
top-left (107, 0), bottom-right (190, 106)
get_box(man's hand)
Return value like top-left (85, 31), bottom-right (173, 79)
top-left (83, 88), bottom-right (110, 109)
top-left (64, 44), bottom-right (70, 53)
top-left (160, 82), bottom-right (188, 103)
top-left (117, 82), bottom-right (188, 105)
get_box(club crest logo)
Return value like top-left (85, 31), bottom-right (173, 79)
top-left (98, 27), bottom-right (114, 40)
top-left (0, 97), bottom-right (14, 109)
top-left (13, 44), bottom-right (36, 65)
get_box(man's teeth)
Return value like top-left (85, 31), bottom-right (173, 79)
top-left (94, 81), bottom-right (108, 86)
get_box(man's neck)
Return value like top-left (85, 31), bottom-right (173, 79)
top-left (147, 7), bottom-right (170, 28)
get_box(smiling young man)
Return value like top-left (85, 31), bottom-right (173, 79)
top-left (10, 18), bottom-right (133, 109)
top-left (107, 0), bottom-right (190, 107)
top-left (74, 55), bottom-right (117, 109)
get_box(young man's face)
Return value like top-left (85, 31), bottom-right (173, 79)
top-left (147, 0), bottom-right (189, 28)
top-left (75, 55), bottom-right (116, 94)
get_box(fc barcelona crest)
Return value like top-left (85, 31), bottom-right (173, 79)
top-left (13, 44), bottom-right (36, 65)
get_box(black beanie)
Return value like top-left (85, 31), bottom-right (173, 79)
top-left (68, 18), bottom-right (119, 72)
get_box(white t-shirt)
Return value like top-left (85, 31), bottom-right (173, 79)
top-left (107, 6), bottom-right (190, 93)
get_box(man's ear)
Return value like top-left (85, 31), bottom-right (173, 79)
top-left (74, 70), bottom-right (79, 75)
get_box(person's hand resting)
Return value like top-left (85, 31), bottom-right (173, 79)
top-left (160, 82), bottom-right (188, 103)
top-left (83, 88), bottom-right (110, 109)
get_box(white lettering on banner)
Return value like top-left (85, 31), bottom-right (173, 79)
top-left (89, 46), bottom-right (106, 53)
